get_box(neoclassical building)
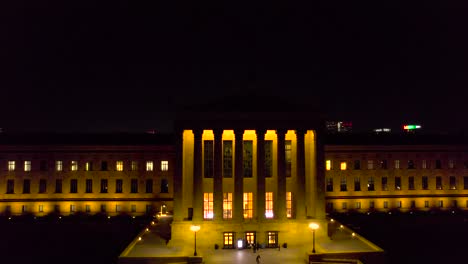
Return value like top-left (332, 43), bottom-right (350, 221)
top-left (169, 97), bottom-right (327, 252)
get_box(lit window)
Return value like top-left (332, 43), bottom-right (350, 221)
top-left (56, 160), bottom-right (63, 171)
top-left (394, 160), bottom-right (400, 169)
top-left (24, 161), bottom-right (31, 172)
top-left (223, 232), bottom-right (234, 249)
top-left (161, 160), bottom-right (169, 171)
top-left (243, 192), bottom-right (253, 219)
top-left (116, 161), bottom-right (123, 171)
top-left (383, 201), bottom-right (388, 209)
top-left (265, 192), bottom-right (274, 218)
top-left (203, 192), bottom-right (213, 219)
top-left (367, 160), bottom-right (374, 170)
top-left (146, 161), bottom-right (153, 171)
top-left (286, 192), bottom-right (292, 218)
top-left (267, 231), bottom-right (278, 248)
top-left (85, 162), bottom-right (93, 171)
top-left (422, 160), bottom-right (427, 169)
top-left (355, 202), bottom-right (361, 209)
top-left (131, 161), bottom-right (138, 171)
top-left (8, 161), bottom-right (15, 171)
top-left (39, 205), bottom-right (44, 212)
top-left (245, 232), bottom-right (255, 245)
top-left (397, 201), bottom-right (402, 208)
top-left (71, 161), bottom-right (78, 171)
top-left (116, 205), bottom-right (121, 213)
top-left (70, 204), bottom-right (76, 213)
top-left (438, 200), bottom-right (443, 208)
top-left (326, 160), bottom-right (332, 171)
top-left (449, 176), bottom-right (456, 190)
top-left (223, 192), bottom-right (232, 219)
top-left (340, 162), bottom-right (346, 170)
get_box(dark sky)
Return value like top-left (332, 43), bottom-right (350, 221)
top-left (1, 1), bottom-right (468, 134)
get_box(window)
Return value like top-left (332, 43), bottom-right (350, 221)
top-left (326, 202), bottom-right (334, 211)
top-left (340, 161), bottom-right (347, 170)
top-left (435, 160), bottom-right (442, 169)
top-left (438, 200), bottom-right (443, 208)
top-left (86, 179), bottom-right (93, 193)
top-left (355, 202), bottom-right (361, 209)
top-left (146, 161), bottom-right (153, 171)
top-left (203, 192), bottom-right (213, 219)
top-left (131, 161), bottom-right (138, 171)
top-left (39, 179), bottom-right (47, 193)
top-left (395, 177), bottom-right (401, 190)
top-left (131, 179), bottom-right (138, 193)
top-left (452, 200), bottom-right (458, 208)
top-left (368, 177), bottom-right (375, 191)
top-left (54, 205), bottom-right (60, 213)
top-left (408, 160), bottom-right (415, 169)
top-left (245, 232), bottom-right (255, 246)
top-left (367, 160), bottom-right (374, 170)
top-left (326, 160), bottom-right (332, 171)
top-left (286, 192), bottom-right (292, 218)
top-left (22, 205), bottom-right (28, 213)
top-left (55, 179), bottom-right (62, 193)
top-left (383, 201), bottom-right (388, 209)
top-left (285, 140), bottom-right (292, 177)
top-left (340, 177), bottom-right (347, 191)
top-left (265, 192), bottom-right (274, 218)
top-left (397, 201), bottom-right (402, 208)
top-left (115, 179), bottom-right (123, 193)
top-left (267, 231), bottom-right (278, 248)
top-left (71, 161), bottom-right (78, 171)
top-left (354, 160), bottom-right (360, 170)
top-left (85, 161), bottom-right (93, 171)
top-left (116, 205), bottom-right (121, 213)
top-left (204, 140), bottom-right (214, 178)
top-left (160, 179), bottom-right (169, 193)
top-left (354, 177), bottom-right (361, 191)
top-left (382, 177), bottom-right (388, 191)
top-left (408, 177), bottom-right (415, 190)
top-left (436, 176), bottom-right (442, 190)
top-left (40, 161), bottom-right (47, 171)
top-left (70, 204), bottom-right (76, 213)
top-left (243, 141), bottom-right (253, 178)
top-left (39, 205), bottom-right (44, 213)
top-left (264, 140), bottom-right (273, 178)
top-left (449, 176), bottom-right (456, 190)
top-left (8, 161), bottom-right (15, 171)
top-left (449, 160), bottom-right (455, 169)
top-left (100, 179), bottom-right (108, 193)
top-left (56, 160), bottom-right (63, 171)
top-left (369, 201), bottom-right (375, 209)
top-left (145, 179), bottom-right (153, 193)
top-left (394, 160), bottom-right (400, 169)
top-left (424, 201), bottom-right (429, 208)
top-left (422, 160), bottom-right (427, 169)
top-left (116, 161), bottom-right (123, 171)
top-left (410, 201), bottom-right (416, 209)
top-left (464, 177), bottom-right (468, 190)
top-left (422, 176), bottom-right (429, 190)
top-left (101, 161), bottom-right (108, 171)
top-left (380, 160), bottom-right (387, 169)
top-left (223, 192), bottom-right (233, 219)
top-left (70, 179), bottom-right (78, 193)
top-left (101, 204), bottom-right (107, 213)
top-left (243, 192), bottom-right (253, 219)
top-left (131, 204), bottom-right (136, 213)
top-left (223, 232), bottom-right (234, 249)
top-left (223, 140), bottom-right (233, 177)
top-left (23, 179), bottom-right (30, 193)
top-left (342, 202), bottom-right (347, 209)
top-left (326, 178), bottom-right (333, 192)
top-left (161, 160), bottom-right (169, 171)
top-left (24, 161), bottom-right (31, 172)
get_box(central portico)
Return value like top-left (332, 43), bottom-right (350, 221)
top-left (170, 96), bottom-right (327, 254)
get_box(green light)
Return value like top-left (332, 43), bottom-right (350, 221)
top-left (403, 125), bottom-right (421, 130)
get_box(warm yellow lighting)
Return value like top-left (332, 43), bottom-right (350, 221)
top-left (151, 221), bottom-right (155, 225)
top-left (330, 218), bottom-right (334, 222)
top-left (138, 237), bottom-right (142, 241)
top-left (340, 162), bottom-right (347, 170)
top-left (108, 216), bottom-right (111, 219)
top-left (190, 225), bottom-right (200, 232)
top-left (326, 160), bottom-right (331, 171)
top-left (309, 223), bottom-right (319, 230)
top-left (352, 233), bottom-right (355, 237)
top-left (146, 228), bottom-right (149, 232)
top-left (132, 216), bottom-right (136, 219)
top-left (340, 225), bottom-right (343, 228)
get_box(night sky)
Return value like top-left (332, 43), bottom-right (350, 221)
top-left (1, 1), bottom-right (468, 134)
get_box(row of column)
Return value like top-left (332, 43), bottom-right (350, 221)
top-left (190, 129), bottom-right (308, 222)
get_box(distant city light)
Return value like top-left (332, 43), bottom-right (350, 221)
top-left (403, 124), bottom-right (421, 130)
top-left (373, 128), bottom-right (391, 133)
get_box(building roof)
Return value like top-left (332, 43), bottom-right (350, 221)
top-left (324, 132), bottom-right (468, 146)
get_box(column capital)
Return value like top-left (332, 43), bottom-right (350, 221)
top-left (233, 129), bottom-right (244, 137)
top-left (276, 128), bottom-right (287, 136)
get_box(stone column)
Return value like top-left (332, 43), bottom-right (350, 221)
top-left (192, 129), bottom-right (203, 221)
top-left (213, 129), bottom-right (223, 221)
top-left (173, 129), bottom-right (184, 222)
top-left (296, 129), bottom-right (306, 219)
top-left (256, 129), bottom-right (266, 221)
top-left (276, 129), bottom-right (287, 220)
top-left (234, 129), bottom-right (244, 222)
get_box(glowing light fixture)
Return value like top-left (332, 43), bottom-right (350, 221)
top-left (190, 225), bottom-right (201, 256)
top-left (403, 124), bottom-right (421, 130)
top-left (309, 223), bottom-right (319, 253)
top-left (237, 239), bottom-right (243, 249)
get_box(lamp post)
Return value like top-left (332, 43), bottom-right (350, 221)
top-left (309, 223), bottom-right (319, 253)
top-left (190, 225), bottom-right (200, 256)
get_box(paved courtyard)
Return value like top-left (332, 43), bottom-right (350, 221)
top-left (120, 217), bottom-right (383, 264)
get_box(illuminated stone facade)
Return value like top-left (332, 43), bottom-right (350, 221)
top-left (0, 134), bottom-right (174, 217)
top-left (324, 134), bottom-right (468, 213)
